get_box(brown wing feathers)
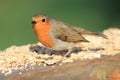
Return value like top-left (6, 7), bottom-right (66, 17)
top-left (51, 24), bottom-right (89, 42)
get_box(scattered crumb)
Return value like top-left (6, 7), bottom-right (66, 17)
top-left (0, 28), bottom-right (120, 76)
top-left (19, 72), bottom-right (22, 75)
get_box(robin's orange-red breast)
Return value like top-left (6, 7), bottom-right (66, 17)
top-left (32, 14), bottom-right (107, 57)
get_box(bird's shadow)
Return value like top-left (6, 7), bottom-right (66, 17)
top-left (29, 45), bottom-right (66, 55)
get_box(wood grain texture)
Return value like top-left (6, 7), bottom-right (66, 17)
top-left (1, 54), bottom-right (120, 80)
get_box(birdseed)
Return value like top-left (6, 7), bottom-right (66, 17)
top-left (0, 28), bottom-right (120, 76)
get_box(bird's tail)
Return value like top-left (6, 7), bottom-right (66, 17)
top-left (71, 27), bottom-right (108, 39)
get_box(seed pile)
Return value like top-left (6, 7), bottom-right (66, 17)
top-left (0, 28), bottom-right (120, 76)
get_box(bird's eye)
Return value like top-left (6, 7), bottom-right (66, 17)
top-left (42, 18), bottom-right (46, 22)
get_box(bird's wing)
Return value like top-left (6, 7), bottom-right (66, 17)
top-left (51, 22), bottom-right (89, 42)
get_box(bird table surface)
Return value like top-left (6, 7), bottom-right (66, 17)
top-left (0, 28), bottom-right (120, 80)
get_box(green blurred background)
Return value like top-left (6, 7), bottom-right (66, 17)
top-left (0, 0), bottom-right (120, 50)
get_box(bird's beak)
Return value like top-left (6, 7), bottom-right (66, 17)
top-left (32, 21), bottom-right (37, 24)
top-left (32, 21), bottom-right (37, 28)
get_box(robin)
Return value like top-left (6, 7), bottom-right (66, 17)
top-left (31, 14), bottom-right (107, 60)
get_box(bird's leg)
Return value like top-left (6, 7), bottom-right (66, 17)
top-left (62, 48), bottom-right (73, 58)
top-left (48, 47), bottom-right (81, 66)
top-left (62, 47), bottom-right (80, 57)
top-left (45, 49), bottom-right (73, 66)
